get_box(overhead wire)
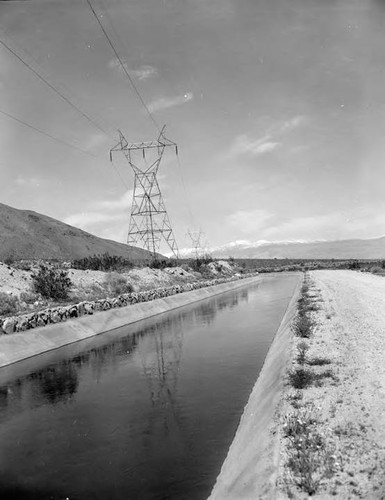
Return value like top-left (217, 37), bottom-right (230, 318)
top-left (84, 0), bottom-right (199, 245)
top-left (85, 0), bottom-right (161, 133)
top-left (0, 108), bottom-right (97, 157)
top-left (0, 35), bottom-right (110, 138)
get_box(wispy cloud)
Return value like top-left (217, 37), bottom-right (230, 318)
top-left (64, 212), bottom-right (123, 228)
top-left (231, 115), bottom-right (306, 158)
top-left (261, 207), bottom-right (385, 241)
top-left (15, 175), bottom-right (41, 188)
top-left (148, 92), bottom-right (193, 113)
top-left (232, 135), bottom-right (281, 157)
top-left (91, 189), bottom-right (133, 211)
top-left (132, 65), bottom-right (158, 81)
top-left (226, 208), bottom-right (273, 234)
top-left (64, 189), bottom-right (134, 242)
top-left (279, 115), bottom-right (306, 133)
top-left (108, 59), bottom-right (158, 81)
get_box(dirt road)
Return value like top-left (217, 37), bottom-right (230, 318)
top-left (278, 270), bottom-right (385, 498)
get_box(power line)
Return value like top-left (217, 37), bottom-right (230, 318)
top-left (85, 0), bottom-right (160, 132)
top-left (0, 108), bottom-right (97, 157)
top-left (0, 35), bottom-right (110, 137)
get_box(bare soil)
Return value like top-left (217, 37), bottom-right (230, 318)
top-left (0, 262), bottom-right (196, 299)
top-left (277, 270), bottom-right (385, 498)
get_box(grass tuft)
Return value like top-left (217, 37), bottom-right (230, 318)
top-left (307, 357), bottom-right (332, 366)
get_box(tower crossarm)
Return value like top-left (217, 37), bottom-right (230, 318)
top-left (110, 126), bottom-right (177, 160)
top-left (109, 125), bottom-right (180, 259)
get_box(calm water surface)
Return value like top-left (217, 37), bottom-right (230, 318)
top-left (0, 274), bottom-right (300, 500)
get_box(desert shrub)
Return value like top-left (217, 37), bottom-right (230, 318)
top-left (288, 368), bottom-right (315, 389)
top-left (307, 357), bottom-right (332, 366)
top-left (0, 292), bottom-right (19, 316)
top-left (293, 315), bottom-right (313, 338)
top-left (149, 259), bottom-right (169, 269)
top-left (370, 265), bottom-right (383, 275)
top-left (13, 260), bottom-right (32, 271)
top-left (72, 253), bottom-right (133, 272)
top-left (19, 291), bottom-right (40, 304)
top-left (32, 265), bottom-right (72, 300)
top-left (104, 273), bottom-right (133, 296)
top-left (285, 409), bottom-right (338, 495)
top-left (189, 254), bottom-right (214, 272)
top-left (289, 367), bottom-right (335, 389)
top-left (149, 258), bottom-right (181, 269)
top-left (3, 253), bottom-right (16, 266)
top-left (297, 341), bottom-right (309, 364)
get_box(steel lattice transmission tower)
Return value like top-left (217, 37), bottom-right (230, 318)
top-left (186, 229), bottom-right (205, 259)
top-left (110, 126), bottom-right (179, 259)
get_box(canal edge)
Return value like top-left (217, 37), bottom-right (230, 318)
top-left (0, 275), bottom-right (263, 369)
top-left (208, 272), bottom-right (304, 500)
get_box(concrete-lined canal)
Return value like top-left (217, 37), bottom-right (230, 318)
top-left (0, 273), bottom-right (300, 499)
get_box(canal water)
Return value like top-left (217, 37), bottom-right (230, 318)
top-left (0, 273), bottom-right (300, 500)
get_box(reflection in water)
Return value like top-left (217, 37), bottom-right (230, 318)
top-left (0, 275), bottom-right (301, 500)
top-left (31, 362), bottom-right (78, 404)
top-left (0, 287), bottom-right (250, 418)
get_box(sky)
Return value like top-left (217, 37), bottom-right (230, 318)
top-left (1, 0), bottom-right (385, 254)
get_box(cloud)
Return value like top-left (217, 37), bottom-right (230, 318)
top-left (91, 189), bottom-right (133, 211)
top-left (148, 92), bottom-right (193, 113)
top-left (231, 134), bottom-right (281, 157)
top-left (226, 209), bottom-right (273, 234)
top-left (64, 189), bottom-right (134, 241)
top-left (279, 115), bottom-right (306, 133)
top-left (108, 59), bottom-right (158, 81)
top-left (231, 115), bottom-right (306, 158)
top-left (261, 207), bottom-right (385, 241)
top-left (64, 212), bottom-right (123, 228)
top-left (15, 175), bottom-right (41, 188)
top-left (132, 65), bottom-right (158, 81)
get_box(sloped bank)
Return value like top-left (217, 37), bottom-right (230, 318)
top-left (0, 274), bottom-right (256, 335)
top-left (0, 275), bottom-right (260, 368)
top-left (209, 273), bottom-right (303, 500)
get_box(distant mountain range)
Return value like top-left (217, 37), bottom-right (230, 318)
top-left (0, 202), bottom-right (152, 261)
top-left (180, 238), bottom-right (385, 260)
top-left (2, 201), bottom-right (384, 262)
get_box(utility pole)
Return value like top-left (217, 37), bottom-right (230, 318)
top-left (110, 126), bottom-right (179, 259)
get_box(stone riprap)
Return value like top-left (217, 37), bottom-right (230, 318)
top-left (0, 274), bottom-right (256, 335)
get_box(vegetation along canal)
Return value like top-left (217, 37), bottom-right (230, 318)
top-left (0, 273), bottom-right (300, 500)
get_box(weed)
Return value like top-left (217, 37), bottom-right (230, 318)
top-left (283, 411), bottom-right (318, 439)
top-left (289, 367), bottom-right (335, 389)
top-left (297, 341), bottom-right (309, 364)
top-left (293, 315), bottom-right (313, 338)
top-left (284, 409), bottom-right (339, 495)
top-left (72, 253), bottom-right (133, 272)
top-left (307, 357), bottom-right (332, 366)
top-left (32, 265), bottom-right (72, 300)
top-left (19, 291), bottom-right (40, 304)
top-left (104, 273), bottom-right (134, 296)
top-left (288, 368), bottom-right (314, 389)
top-left (189, 254), bottom-right (214, 272)
top-left (0, 292), bottom-right (19, 316)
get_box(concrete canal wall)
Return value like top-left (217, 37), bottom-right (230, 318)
top-left (209, 273), bottom-right (303, 500)
top-left (0, 275), bottom-right (261, 368)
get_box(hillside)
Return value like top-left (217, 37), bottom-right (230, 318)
top-left (0, 202), bottom-right (152, 261)
top-left (209, 238), bottom-right (385, 260)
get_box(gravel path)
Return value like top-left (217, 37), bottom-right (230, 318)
top-left (278, 270), bottom-right (385, 498)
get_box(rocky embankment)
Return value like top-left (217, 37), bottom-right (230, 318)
top-left (0, 273), bottom-right (256, 335)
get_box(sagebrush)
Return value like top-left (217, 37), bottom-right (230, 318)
top-left (72, 253), bottom-right (133, 272)
top-left (32, 265), bottom-right (72, 300)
